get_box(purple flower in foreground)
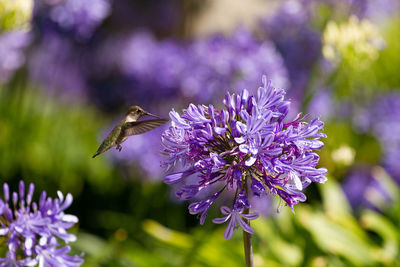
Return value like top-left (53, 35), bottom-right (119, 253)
top-left (162, 76), bottom-right (327, 239)
top-left (0, 181), bottom-right (83, 266)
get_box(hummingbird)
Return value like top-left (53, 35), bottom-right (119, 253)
top-left (92, 106), bottom-right (168, 158)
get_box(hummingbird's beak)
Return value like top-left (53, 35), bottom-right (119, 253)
top-left (145, 111), bottom-right (161, 118)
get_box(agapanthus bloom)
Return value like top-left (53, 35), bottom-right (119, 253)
top-left (162, 76), bottom-right (327, 239)
top-left (0, 181), bottom-right (83, 266)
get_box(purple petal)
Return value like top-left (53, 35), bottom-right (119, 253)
top-left (164, 172), bottom-right (187, 184)
top-left (27, 183), bottom-right (35, 205)
top-left (220, 206), bottom-right (231, 215)
top-left (245, 156), bottom-right (257, 166)
top-left (241, 212), bottom-right (259, 221)
top-left (19, 181), bottom-right (25, 200)
top-left (239, 144), bottom-right (249, 153)
top-left (237, 216), bottom-right (254, 234)
top-left (212, 216), bottom-right (230, 224)
top-left (3, 183), bottom-right (9, 202)
top-left (12, 192), bottom-right (18, 206)
top-left (214, 127), bottom-right (227, 135)
top-left (224, 216), bottom-right (236, 240)
top-left (234, 137), bottom-right (246, 144)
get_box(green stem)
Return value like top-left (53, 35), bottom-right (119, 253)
top-left (243, 208), bottom-right (254, 267)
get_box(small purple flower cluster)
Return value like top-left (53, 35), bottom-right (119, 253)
top-left (181, 28), bottom-right (289, 102)
top-left (36, 0), bottom-right (111, 40)
top-left (162, 76), bottom-right (327, 239)
top-left (119, 29), bottom-right (289, 104)
top-left (28, 34), bottom-right (88, 99)
top-left (0, 181), bottom-right (83, 266)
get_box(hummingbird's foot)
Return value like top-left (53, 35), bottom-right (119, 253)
top-left (117, 145), bottom-right (122, 152)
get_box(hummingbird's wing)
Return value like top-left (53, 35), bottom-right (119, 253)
top-left (119, 119), bottom-right (169, 138)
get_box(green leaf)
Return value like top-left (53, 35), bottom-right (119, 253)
top-left (298, 208), bottom-right (378, 266)
top-left (142, 219), bottom-right (193, 249)
top-left (361, 210), bottom-right (399, 264)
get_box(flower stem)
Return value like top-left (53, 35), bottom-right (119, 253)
top-left (243, 208), bottom-right (254, 267)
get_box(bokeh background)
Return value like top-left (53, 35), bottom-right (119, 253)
top-left (1, 0), bottom-right (400, 266)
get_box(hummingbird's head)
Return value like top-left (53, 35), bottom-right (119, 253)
top-left (126, 106), bottom-right (160, 121)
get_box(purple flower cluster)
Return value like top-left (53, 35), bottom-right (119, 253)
top-left (0, 181), bottom-right (83, 266)
top-left (28, 34), bottom-right (88, 99)
top-left (119, 31), bottom-right (186, 102)
top-left (181, 28), bottom-right (289, 102)
top-left (162, 76), bottom-right (327, 239)
top-left (119, 29), bottom-right (289, 104)
top-left (35, 0), bottom-right (111, 40)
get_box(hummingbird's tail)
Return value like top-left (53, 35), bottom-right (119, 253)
top-left (92, 151), bottom-right (100, 158)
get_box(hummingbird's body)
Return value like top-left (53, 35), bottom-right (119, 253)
top-left (92, 106), bottom-right (168, 158)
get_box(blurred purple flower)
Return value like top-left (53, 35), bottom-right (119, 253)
top-left (307, 89), bottom-right (334, 120)
top-left (364, 0), bottom-right (400, 23)
top-left (28, 34), bottom-right (88, 99)
top-left (0, 31), bottom-right (31, 83)
top-left (40, 0), bottom-right (111, 40)
top-left (369, 93), bottom-right (400, 181)
top-left (342, 166), bottom-right (392, 210)
top-left (120, 32), bottom-right (186, 96)
top-left (111, 0), bottom-right (183, 36)
top-left (162, 76), bottom-right (327, 239)
top-left (118, 28), bottom-right (289, 105)
top-left (182, 28), bottom-right (289, 102)
top-left (0, 181), bottom-right (83, 266)
top-left (261, 1), bottom-right (321, 101)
